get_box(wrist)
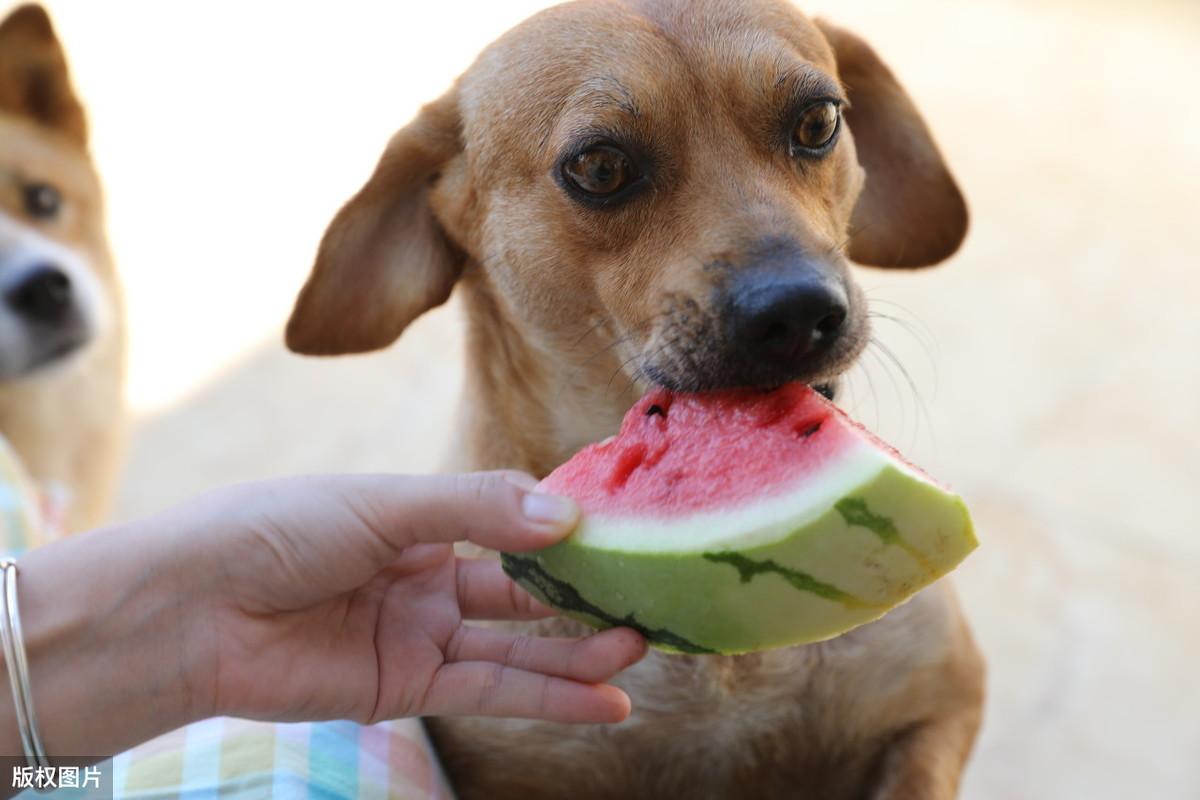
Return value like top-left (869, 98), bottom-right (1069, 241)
top-left (0, 518), bottom-right (212, 759)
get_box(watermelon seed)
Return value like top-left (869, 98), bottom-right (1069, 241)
top-left (797, 421), bottom-right (822, 438)
top-left (646, 404), bottom-right (666, 418)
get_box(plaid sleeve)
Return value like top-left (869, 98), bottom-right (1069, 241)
top-left (109, 718), bottom-right (456, 800)
top-left (0, 435), bottom-right (44, 556)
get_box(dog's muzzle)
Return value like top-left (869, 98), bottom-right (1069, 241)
top-left (640, 241), bottom-right (864, 394)
top-left (0, 256), bottom-right (95, 379)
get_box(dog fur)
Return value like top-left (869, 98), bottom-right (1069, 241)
top-left (0, 4), bottom-right (125, 534)
top-left (288, 1), bottom-right (984, 796)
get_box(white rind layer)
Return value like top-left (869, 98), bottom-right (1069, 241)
top-left (570, 435), bottom-right (912, 553)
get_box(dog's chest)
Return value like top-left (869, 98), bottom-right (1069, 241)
top-left (616, 587), bottom-right (947, 748)
top-left (508, 588), bottom-right (947, 798)
top-left (430, 586), bottom-right (958, 800)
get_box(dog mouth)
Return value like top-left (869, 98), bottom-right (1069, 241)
top-left (0, 328), bottom-right (91, 381)
top-left (628, 284), bottom-right (868, 398)
top-left (34, 333), bottom-right (88, 366)
top-left (812, 382), bottom-right (837, 401)
top-left (641, 365), bottom-right (840, 402)
top-left (635, 338), bottom-right (858, 400)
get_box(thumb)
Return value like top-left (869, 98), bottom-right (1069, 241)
top-left (340, 471), bottom-right (580, 554)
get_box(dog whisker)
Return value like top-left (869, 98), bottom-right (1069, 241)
top-left (864, 297), bottom-right (939, 351)
top-left (553, 335), bottom-right (623, 405)
top-left (865, 295), bottom-right (940, 399)
top-left (863, 342), bottom-right (908, 444)
top-left (577, 331), bottom-right (634, 370)
top-left (562, 312), bottom-right (660, 377)
top-left (843, 365), bottom-right (861, 417)
top-left (606, 347), bottom-right (649, 393)
top-left (868, 313), bottom-right (939, 397)
top-left (567, 315), bottom-right (614, 350)
top-left (623, 330), bottom-right (689, 396)
top-left (559, 312), bottom-right (667, 402)
top-left (870, 336), bottom-right (937, 457)
top-left (825, 234), bottom-right (853, 258)
top-left (846, 345), bottom-right (882, 433)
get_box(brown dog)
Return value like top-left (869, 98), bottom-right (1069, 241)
top-left (288, 0), bottom-right (983, 797)
top-left (0, 4), bottom-right (125, 534)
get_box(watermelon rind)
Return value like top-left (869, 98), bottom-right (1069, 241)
top-left (502, 458), bottom-right (976, 655)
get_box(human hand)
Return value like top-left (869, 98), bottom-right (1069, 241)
top-left (184, 471), bottom-right (646, 725)
top-left (5, 472), bottom-right (645, 763)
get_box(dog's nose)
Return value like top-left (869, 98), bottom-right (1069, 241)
top-left (727, 270), bottom-right (847, 362)
top-left (6, 265), bottom-right (73, 324)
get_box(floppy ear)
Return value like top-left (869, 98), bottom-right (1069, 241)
top-left (817, 20), bottom-right (967, 268)
top-left (286, 91), bottom-right (465, 355)
top-left (0, 4), bottom-right (87, 145)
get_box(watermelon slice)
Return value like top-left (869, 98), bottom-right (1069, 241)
top-left (501, 383), bottom-right (976, 655)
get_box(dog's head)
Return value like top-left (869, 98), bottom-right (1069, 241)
top-left (288, 0), bottom-right (966, 397)
top-left (0, 4), bottom-right (114, 380)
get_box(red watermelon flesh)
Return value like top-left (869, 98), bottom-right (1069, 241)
top-left (541, 383), bottom-right (933, 519)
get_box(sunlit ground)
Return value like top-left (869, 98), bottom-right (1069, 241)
top-left (10, 0), bottom-right (1200, 797)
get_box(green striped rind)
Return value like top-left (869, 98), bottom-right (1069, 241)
top-left (502, 463), bottom-right (976, 654)
top-left (500, 553), bottom-right (717, 654)
top-left (699, 552), bottom-right (872, 608)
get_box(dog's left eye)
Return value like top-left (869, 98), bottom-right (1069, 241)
top-left (563, 145), bottom-right (637, 197)
top-left (22, 182), bottom-right (62, 220)
top-left (791, 101), bottom-right (841, 155)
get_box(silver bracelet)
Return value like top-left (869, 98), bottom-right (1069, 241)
top-left (0, 558), bottom-right (49, 770)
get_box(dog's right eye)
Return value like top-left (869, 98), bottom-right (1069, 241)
top-left (562, 145), bottom-right (636, 198)
top-left (22, 182), bottom-right (62, 220)
top-left (790, 100), bottom-right (841, 156)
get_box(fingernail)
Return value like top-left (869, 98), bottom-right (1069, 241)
top-left (503, 472), bottom-right (540, 492)
top-left (522, 492), bottom-right (578, 527)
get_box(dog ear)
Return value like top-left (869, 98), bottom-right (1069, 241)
top-left (817, 20), bottom-right (967, 268)
top-left (286, 91), bottom-right (465, 355)
top-left (0, 4), bottom-right (87, 145)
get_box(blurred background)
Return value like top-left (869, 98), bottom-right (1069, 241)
top-left (8, 0), bottom-right (1199, 796)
